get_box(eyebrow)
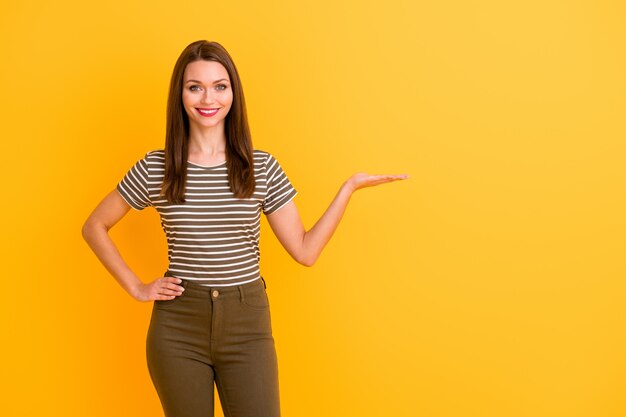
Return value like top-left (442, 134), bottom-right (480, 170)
top-left (185, 79), bottom-right (230, 84)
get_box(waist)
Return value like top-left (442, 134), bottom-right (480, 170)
top-left (164, 269), bottom-right (265, 290)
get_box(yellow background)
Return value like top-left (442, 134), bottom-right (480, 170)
top-left (1, 0), bottom-right (625, 416)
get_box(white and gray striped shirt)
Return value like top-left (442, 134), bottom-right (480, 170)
top-left (116, 149), bottom-right (298, 287)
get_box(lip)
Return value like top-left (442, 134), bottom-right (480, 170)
top-left (195, 108), bottom-right (219, 117)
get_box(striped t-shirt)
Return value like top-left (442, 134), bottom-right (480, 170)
top-left (116, 149), bottom-right (298, 287)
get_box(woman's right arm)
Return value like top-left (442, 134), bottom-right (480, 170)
top-left (81, 189), bottom-right (183, 302)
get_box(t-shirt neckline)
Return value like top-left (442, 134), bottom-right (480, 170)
top-left (187, 160), bottom-right (227, 169)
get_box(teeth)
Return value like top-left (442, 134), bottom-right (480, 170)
top-left (198, 108), bottom-right (218, 114)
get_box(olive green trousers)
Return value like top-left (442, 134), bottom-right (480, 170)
top-left (146, 275), bottom-right (281, 417)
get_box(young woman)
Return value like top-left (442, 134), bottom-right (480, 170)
top-left (82, 40), bottom-right (408, 417)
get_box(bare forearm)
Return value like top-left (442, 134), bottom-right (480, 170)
top-left (81, 222), bottom-right (143, 298)
top-left (301, 181), bottom-right (354, 266)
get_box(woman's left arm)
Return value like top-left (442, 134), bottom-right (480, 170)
top-left (266, 173), bottom-right (409, 267)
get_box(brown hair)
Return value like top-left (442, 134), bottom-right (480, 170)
top-left (160, 40), bottom-right (255, 203)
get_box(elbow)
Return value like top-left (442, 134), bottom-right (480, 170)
top-left (296, 235), bottom-right (318, 267)
top-left (297, 253), bottom-right (317, 267)
top-left (81, 217), bottom-right (105, 243)
top-left (81, 219), bottom-right (94, 243)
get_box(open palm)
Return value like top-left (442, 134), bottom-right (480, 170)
top-left (348, 172), bottom-right (409, 192)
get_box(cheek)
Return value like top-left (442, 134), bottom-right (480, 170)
top-left (181, 91), bottom-right (193, 106)
top-left (181, 97), bottom-right (196, 117)
top-left (223, 92), bottom-right (234, 107)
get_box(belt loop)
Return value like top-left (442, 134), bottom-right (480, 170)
top-left (238, 285), bottom-right (245, 302)
top-left (261, 276), bottom-right (267, 289)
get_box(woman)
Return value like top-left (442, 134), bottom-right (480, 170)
top-left (82, 40), bottom-right (408, 417)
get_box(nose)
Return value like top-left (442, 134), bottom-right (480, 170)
top-left (200, 89), bottom-right (215, 104)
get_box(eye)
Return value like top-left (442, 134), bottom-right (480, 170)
top-left (189, 85), bottom-right (202, 91)
top-left (216, 84), bottom-right (228, 91)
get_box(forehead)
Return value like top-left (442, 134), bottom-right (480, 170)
top-left (183, 60), bottom-right (230, 82)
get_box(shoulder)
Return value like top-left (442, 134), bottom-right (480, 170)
top-left (130, 148), bottom-right (165, 161)
top-left (145, 148), bottom-right (165, 159)
top-left (253, 148), bottom-right (270, 160)
top-left (143, 149), bottom-right (165, 166)
top-left (128, 149), bottom-right (165, 177)
top-left (253, 149), bottom-right (276, 165)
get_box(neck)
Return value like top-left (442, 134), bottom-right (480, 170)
top-left (187, 125), bottom-right (227, 155)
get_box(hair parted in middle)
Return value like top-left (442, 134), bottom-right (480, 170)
top-left (160, 40), bottom-right (255, 204)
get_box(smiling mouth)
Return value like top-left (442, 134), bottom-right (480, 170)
top-left (196, 108), bottom-right (219, 117)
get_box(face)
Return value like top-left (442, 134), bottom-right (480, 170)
top-left (182, 60), bottom-right (233, 132)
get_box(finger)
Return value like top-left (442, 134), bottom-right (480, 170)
top-left (163, 276), bottom-right (184, 291)
top-left (158, 294), bottom-right (177, 300)
top-left (154, 286), bottom-right (178, 300)
top-left (157, 291), bottom-right (175, 299)
top-left (374, 175), bottom-right (409, 182)
top-left (358, 177), bottom-right (405, 188)
top-left (164, 284), bottom-right (184, 294)
top-left (155, 277), bottom-right (185, 297)
top-left (362, 176), bottom-right (402, 184)
top-left (376, 174), bottom-right (408, 179)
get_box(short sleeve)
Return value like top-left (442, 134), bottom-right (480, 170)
top-left (116, 153), bottom-right (152, 211)
top-left (262, 153), bottom-right (298, 215)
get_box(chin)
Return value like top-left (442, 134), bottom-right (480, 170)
top-left (194, 119), bottom-right (225, 128)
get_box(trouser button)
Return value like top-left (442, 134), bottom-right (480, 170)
top-left (212, 290), bottom-right (219, 298)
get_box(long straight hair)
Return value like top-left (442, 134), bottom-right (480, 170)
top-left (160, 40), bottom-right (255, 203)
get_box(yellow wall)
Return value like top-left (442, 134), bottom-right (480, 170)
top-left (2, 1), bottom-right (625, 416)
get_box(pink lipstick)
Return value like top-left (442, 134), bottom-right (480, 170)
top-left (196, 108), bottom-right (219, 117)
